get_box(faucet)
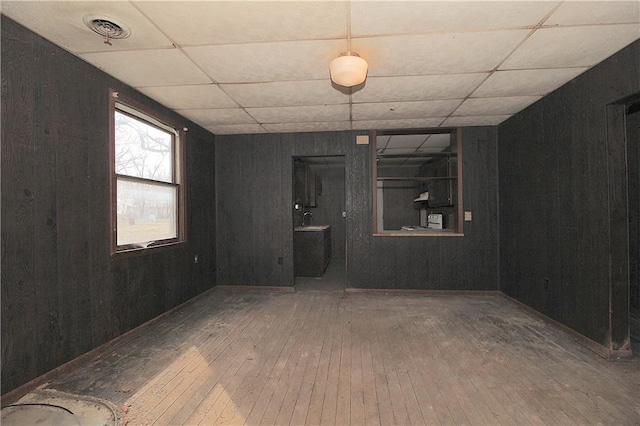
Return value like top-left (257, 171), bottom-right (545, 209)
top-left (302, 211), bottom-right (313, 226)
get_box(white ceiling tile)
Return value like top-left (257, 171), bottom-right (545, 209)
top-left (352, 30), bottom-right (530, 76)
top-left (205, 124), bottom-right (266, 135)
top-left (184, 39), bottom-right (346, 83)
top-left (176, 108), bottom-right (257, 126)
top-left (221, 81), bottom-right (348, 108)
top-left (1, 1), bottom-right (173, 53)
top-left (455, 96), bottom-right (542, 116)
top-left (423, 134), bottom-right (452, 150)
top-left (377, 135), bottom-right (391, 149)
top-left (352, 73), bottom-right (489, 103)
top-left (135, 1), bottom-right (348, 45)
top-left (381, 148), bottom-right (421, 155)
top-left (351, 1), bottom-right (558, 36)
top-left (387, 134), bottom-right (429, 149)
top-left (414, 147), bottom-right (451, 154)
top-left (443, 115), bottom-right (512, 127)
top-left (500, 24), bottom-right (640, 69)
top-left (353, 118), bottom-right (446, 130)
top-left (138, 85), bottom-right (238, 110)
top-left (473, 68), bottom-right (588, 97)
top-left (545, 1), bottom-right (640, 26)
top-left (263, 122), bottom-right (352, 133)
top-left (353, 100), bottom-right (462, 121)
top-left (80, 49), bottom-right (211, 87)
top-left (247, 105), bottom-right (350, 124)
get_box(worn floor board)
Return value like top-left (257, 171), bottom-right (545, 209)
top-left (42, 288), bottom-right (640, 425)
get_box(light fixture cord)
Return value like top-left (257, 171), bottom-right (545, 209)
top-left (346, 1), bottom-right (352, 55)
top-left (346, 3), bottom-right (354, 116)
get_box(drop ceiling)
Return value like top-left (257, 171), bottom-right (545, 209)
top-left (2, 1), bottom-right (639, 136)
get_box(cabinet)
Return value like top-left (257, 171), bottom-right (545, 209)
top-left (294, 226), bottom-right (331, 276)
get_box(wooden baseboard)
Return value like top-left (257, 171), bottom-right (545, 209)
top-left (214, 285), bottom-right (294, 293)
top-left (1, 286), bottom-right (217, 406)
top-left (499, 293), bottom-right (633, 360)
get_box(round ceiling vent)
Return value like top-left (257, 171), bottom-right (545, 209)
top-left (83, 15), bottom-right (131, 40)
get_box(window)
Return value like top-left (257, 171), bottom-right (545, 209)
top-left (110, 90), bottom-right (186, 256)
top-left (373, 128), bottom-right (463, 236)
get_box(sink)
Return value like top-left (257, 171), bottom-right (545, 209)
top-left (294, 225), bottom-right (330, 231)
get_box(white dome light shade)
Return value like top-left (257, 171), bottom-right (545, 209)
top-left (329, 52), bottom-right (368, 87)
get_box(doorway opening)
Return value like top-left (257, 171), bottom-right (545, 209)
top-left (292, 156), bottom-right (346, 292)
top-left (627, 101), bottom-right (640, 356)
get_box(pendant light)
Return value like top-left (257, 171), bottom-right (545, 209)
top-left (329, 51), bottom-right (368, 87)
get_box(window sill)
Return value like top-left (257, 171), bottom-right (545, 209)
top-left (373, 230), bottom-right (464, 237)
top-left (111, 241), bottom-right (187, 260)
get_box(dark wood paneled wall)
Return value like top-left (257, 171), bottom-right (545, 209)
top-left (498, 40), bottom-right (640, 349)
top-left (216, 127), bottom-right (499, 291)
top-left (1, 16), bottom-right (216, 394)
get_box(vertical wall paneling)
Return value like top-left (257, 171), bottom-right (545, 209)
top-left (33, 38), bottom-right (63, 374)
top-left (216, 128), bottom-right (499, 291)
top-left (499, 40), bottom-right (640, 349)
top-left (1, 16), bottom-right (217, 394)
top-left (1, 26), bottom-right (38, 388)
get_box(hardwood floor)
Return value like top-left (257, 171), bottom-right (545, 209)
top-left (295, 257), bottom-right (346, 293)
top-left (39, 289), bottom-right (640, 425)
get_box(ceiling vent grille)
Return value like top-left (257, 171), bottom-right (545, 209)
top-left (83, 15), bottom-right (131, 41)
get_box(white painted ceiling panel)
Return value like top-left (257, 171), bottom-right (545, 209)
top-left (351, 1), bottom-right (559, 35)
top-left (500, 24), bottom-right (640, 70)
top-left (423, 133), bottom-right (452, 149)
top-left (443, 115), bottom-right (511, 127)
top-left (353, 30), bottom-right (530, 76)
top-left (176, 108), bottom-right (257, 126)
top-left (472, 68), bottom-right (588, 97)
top-left (138, 84), bottom-right (238, 110)
top-left (205, 124), bottom-right (266, 135)
top-left (221, 81), bottom-right (349, 108)
top-left (263, 122), bottom-right (352, 133)
top-left (352, 73), bottom-right (489, 103)
top-left (247, 105), bottom-right (350, 124)
top-left (353, 118), bottom-right (446, 130)
top-left (382, 148), bottom-right (421, 155)
top-left (386, 134), bottom-right (429, 149)
top-left (135, 1), bottom-right (348, 45)
top-left (378, 132), bottom-right (452, 154)
top-left (184, 39), bottom-right (346, 83)
top-left (80, 49), bottom-right (211, 87)
top-left (544, 1), bottom-right (640, 26)
top-left (454, 96), bottom-right (543, 116)
top-left (377, 135), bottom-right (391, 149)
top-left (353, 100), bottom-right (462, 121)
top-left (2, 1), bottom-right (639, 134)
top-left (0, 1), bottom-right (173, 52)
